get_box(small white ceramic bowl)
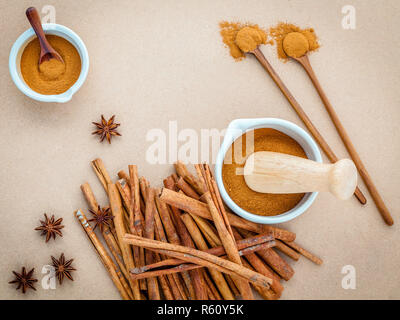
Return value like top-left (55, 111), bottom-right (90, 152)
top-left (9, 23), bottom-right (89, 103)
top-left (215, 118), bottom-right (322, 224)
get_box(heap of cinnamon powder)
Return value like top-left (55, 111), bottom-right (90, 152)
top-left (21, 35), bottom-right (81, 95)
top-left (219, 21), bottom-right (271, 61)
top-left (269, 22), bottom-right (319, 61)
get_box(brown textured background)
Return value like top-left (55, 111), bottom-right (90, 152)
top-left (0, 0), bottom-right (399, 299)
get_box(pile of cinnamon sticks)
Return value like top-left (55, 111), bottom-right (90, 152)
top-left (75, 159), bottom-right (322, 300)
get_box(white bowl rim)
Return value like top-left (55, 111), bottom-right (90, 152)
top-left (9, 23), bottom-right (89, 103)
top-left (215, 117), bottom-right (322, 224)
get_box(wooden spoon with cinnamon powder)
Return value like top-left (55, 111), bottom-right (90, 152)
top-left (25, 7), bottom-right (65, 79)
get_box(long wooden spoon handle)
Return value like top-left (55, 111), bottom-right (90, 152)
top-left (25, 7), bottom-right (52, 54)
top-left (297, 55), bottom-right (393, 226)
top-left (251, 47), bottom-right (367, 205)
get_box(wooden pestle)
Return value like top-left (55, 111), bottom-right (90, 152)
top-left (244, 151), bottom-right (357, 200)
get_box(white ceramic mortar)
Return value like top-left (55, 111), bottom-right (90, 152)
top-left (9, 23), bottom-right (89, 103)
top-left (215, 118), bottom-right (322, 224)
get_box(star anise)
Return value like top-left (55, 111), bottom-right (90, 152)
top-left (9, 267), bottom-right (38, 294)
top-left (92, 115), bottom-right (121, 144)
top-left (51, 253), bottom-right (76, 285)
top-left (35, 213), bottom-right (64, 242)
top-left (88, 205), bottom-right (113, 232)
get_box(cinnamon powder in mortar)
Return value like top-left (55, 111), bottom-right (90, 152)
top-left (21, 35), bottom-right (81, 95)
top-left (222, 128), bottom-right (307, 216)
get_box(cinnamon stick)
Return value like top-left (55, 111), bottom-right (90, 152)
top-left (102, 227), bottom-right (132, 283)
top-left (117, 170), bottom-right (130, 185)
top-left (89, 159), bottom-right (126, 244)
top-left (163, 176), bottom-right (209, 300)
top-left (175, 165), bottom-right (296, 243)
top-left (152, 191), bottom-right (196, 300)
top-left (275, 240), bottom-right (300, 261)
top-left (155, 192), bottom-right (207, 300)
top-left (139, 177), bottom-right (150, 201)
top-left (159, 188), bottom-right (295, 241)
top-left (240, 259), bottom-right (279, 300)
top-left (224, 274), bottom-right (240, 298)
top-left (171, 175), bottom-right (240, 297)
top-left (91, 158), bottom-right (112, 193)
top-left (129, 165), bottom-right (145, 236)
top-left (188, 204), bottom-right (281, 299)
top-left (128, 166), bottom-right (147, 290)
top-left (153, 206), bottom-right (187, 300)
top-left (256, 248), bottom-right (294, 281)
top-left (163, 177), bottom-right (202, 250)
top-left (283, 241), bottom-right (323, 265)
top-left (143, 187), bottom-right (160, 300)
top-left (116, 180), bottom-right (132, 217)
top-left (202, 165), bottom-right (235, 240)
top-left (108, 184), bottom-right (142, 299)
top-left (136, 177), bottom-right (149, 289)
top-left (75, 209), bottom-right (131, 300)
top-left (155, 195), bottom-right (181, 245)
top-left (197, 164), bottom-right (253, 300)
top-left (232, 229), bottom-right (283, 298)
top-left (174, 161), bottom-right (205, 195)
top-left (80, 182), bottom-right (100, 211)
top-left (202, 269), bottom-right (222, 300)
top-left (80, 183), bottom-right (133, 295)
top-left (115, 181), bottom-right (142, 281)
top-left (123, 234), bottom-right (272, 288)
top-left (189, 213), bottom-right (222, 247)
top-left (238, 229), bottom-right (294, 281)
top-left (186, 205), bottom-right (253, 299)
top-left (180, 212), bottom-right (234, 300)
top-left (157, 273), bottom-right (174, 300)
top-left (129, 248), bottom-right (273, 288)
top-left (153, 222), bottom-right (178, 300)
top-left (176, 177), bottom-right (201, 200)
top-left (131, 237), bottom-right (275, 276)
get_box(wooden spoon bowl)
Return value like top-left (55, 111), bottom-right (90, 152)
top-left (25, 7), bottom-right (64, 65)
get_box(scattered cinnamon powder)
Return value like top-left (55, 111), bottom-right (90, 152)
top-left (219, 21), bottom-right (271, 61)
top-left (269, 22), bottom-right (319, 61)
top-left (222, 128), bottom-right (307, 216)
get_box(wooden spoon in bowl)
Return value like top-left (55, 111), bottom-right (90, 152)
top-left (282, 32), bottom-right (393, 225)
top-left (25, 7), bottom-right (64, 65)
